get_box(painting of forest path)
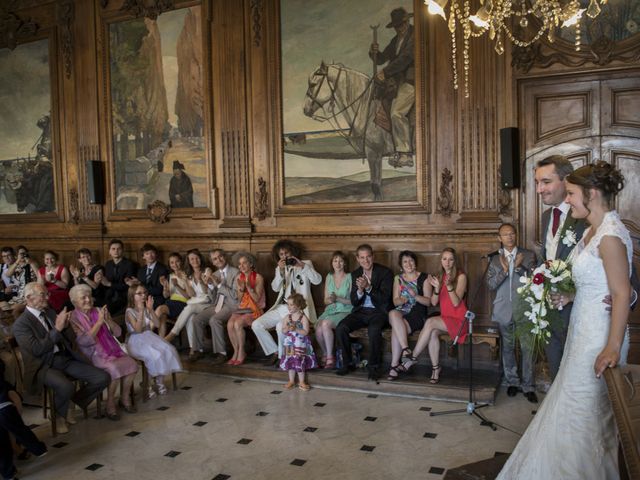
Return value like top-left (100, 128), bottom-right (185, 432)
top-left (109, 5), bottom-right (206, 210)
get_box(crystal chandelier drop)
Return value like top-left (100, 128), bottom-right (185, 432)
top-left (425, 0), bottom-right (606, 97)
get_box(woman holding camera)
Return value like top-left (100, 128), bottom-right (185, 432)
top-left (37, 250), bottom-right (71, 313)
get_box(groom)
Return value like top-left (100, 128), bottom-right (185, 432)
top-left (535, 155), bottom-right (586, 381)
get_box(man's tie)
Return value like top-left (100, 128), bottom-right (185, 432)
top-left (507, 253), bottom-right (514, 300)
top-left (40, 312), bottom-right (63, 353)
top-left (146, 267), bottom-right (152, 283)
top-left (551, 207), bottom-right (562, 237)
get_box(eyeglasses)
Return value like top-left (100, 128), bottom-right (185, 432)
top-left (134, 292), bottom-right (146, 296)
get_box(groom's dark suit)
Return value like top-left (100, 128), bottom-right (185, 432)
top-left (336, 263), bottom-right (393, 374)
top-left (540, 207), bottom-right (586, 380)
top-left (12, 307), bottom-right (110, 418)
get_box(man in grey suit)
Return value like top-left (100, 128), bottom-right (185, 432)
top-left (535, 155), bottom-right (587, 381)
top-left (191, 249), bottom-right (239, 364)
top-left (12, 282), bottom-right (110, 433)
top-left (486, 223), bottom-right (538, 403)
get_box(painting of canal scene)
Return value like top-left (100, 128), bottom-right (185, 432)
top-left (281, 0), bottom-right (417, 204)
top-left (0, 39), bottom-right (56, 215)
top-left (109, 5), bottom-right (206, 210)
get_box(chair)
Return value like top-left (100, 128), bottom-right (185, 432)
top-left (139, 362), bottom-right (178, 403)
top-left (42, 381), bottom-right (103, 437)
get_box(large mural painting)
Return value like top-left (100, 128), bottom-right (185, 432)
top-left (0, 39), bottom-right (55, 215)
top-left (281, 0), bottom-right (417, 204)
top-left (109, 6), bottom-right (206, 210)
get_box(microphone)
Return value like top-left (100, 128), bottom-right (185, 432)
top-left (481, 250), bottom-right (500, 259)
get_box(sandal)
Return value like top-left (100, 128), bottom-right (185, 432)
top-left (324, 356), bottom-right (335, 369)
top-left (283, 381), bottom-right (295, 390)
top-left (400, 347), bottom-right (413, 364)
top-left (386, 365), bottom-right (403, 381)
top-left (430, 365), bottom-right (442, 384)
top-left (402, 355), bottom-right (417, 372)
top-left (299, 383), bottom-right (311, 391)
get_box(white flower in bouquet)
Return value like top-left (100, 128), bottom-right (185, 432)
top-left (515, 260), bottom-right (576, 353)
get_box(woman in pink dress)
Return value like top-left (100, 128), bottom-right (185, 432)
top-left (69, 284), bottom-right (138, 420)
top-left (403, 248), bottom-right (468, 384)
top-left (37, 250), bottom-right (70, 313)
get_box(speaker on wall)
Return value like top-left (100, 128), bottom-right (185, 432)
top-left (86, 160), bottom-right (105, 204)
top-left (500, 127), bottom-right (520, 189)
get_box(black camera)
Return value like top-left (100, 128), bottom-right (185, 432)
top-left (285, 257), bottom-right (297, 267)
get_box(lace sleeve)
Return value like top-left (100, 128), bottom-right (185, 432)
top-left (591, 212), bottom-right (633, 271)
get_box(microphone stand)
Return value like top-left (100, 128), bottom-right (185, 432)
top-left (430, 254), bottom-right (498, 431)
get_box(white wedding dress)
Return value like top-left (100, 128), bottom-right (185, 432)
top-left (497, 211), bottom-right (632, 480)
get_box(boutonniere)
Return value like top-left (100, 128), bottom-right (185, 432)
top-left (561, 226), bottom-right (577, 247)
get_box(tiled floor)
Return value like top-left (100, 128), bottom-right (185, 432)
top-left (13, 372), bottom-right (539, 480)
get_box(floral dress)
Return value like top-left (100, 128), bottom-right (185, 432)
top-left (280, 314), bottom-right (317, 372)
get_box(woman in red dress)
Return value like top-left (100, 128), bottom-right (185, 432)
top-left (37, 250), bottom-right (71, 313)
top-left (404, 248), bottom-right (468, 384)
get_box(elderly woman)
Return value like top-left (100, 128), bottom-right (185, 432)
top-left (37, 250), bottom-right (70, 313)
top-left (226, 252), bottom-right (265, 365)
top-left (69, 284), bottom-right (138, 420)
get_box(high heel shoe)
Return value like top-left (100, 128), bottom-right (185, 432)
top-left (226, 359), bottom-right (237, 365)
top-left (429, 364), bottom-right (442, 384)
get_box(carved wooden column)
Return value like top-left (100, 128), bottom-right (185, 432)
top-left (212, 0), bottom-right (252, 232)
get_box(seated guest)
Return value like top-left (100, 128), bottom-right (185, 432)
top-left (102, 239), bottom-right (138, 315)
top-left (226, 252), bottom-right (265, 365)
top-left (405, 248), bottom-right (468, 384)
top-left (252, 240), bottom-right (322, 366)
top-left (125, 285), bottom-right (182, 396)
top-left (164, 249), bottom-right (211, 362)
top-left (4, 246), bottom-right (38, 317)
top-left (486, 223), bottom-right (538, 403)
top-left (314, 251), bottom-right (352, 369)
top-left (1, 247), bottom-right (17, 301)
top-left (160, 252), bottom-right (190, 321)
top-left (335, 244), bottom-right (393, 380)
top-left (70, 248), bottom-right (107, 307)
top-left (0, 359), bottom-right (47, 480)
top-left (135, 243), bottom-right (169, 335)
top-left (386, 250), bottom-right (430, 381)
top-left (37, 250), bottom-right (71, 313)
top-left (12, 282), bottom-right (110, 434)
top-left (69, 285), bottom-right (139, 420)
top-left (0, 323), bottom-right (22, 394)
top-left (191, 248), bottom-right (240, 364)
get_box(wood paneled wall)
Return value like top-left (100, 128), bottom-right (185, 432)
top-left (1, 0), bottom-right (639, 357)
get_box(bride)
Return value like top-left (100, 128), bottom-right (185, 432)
top-left (497, 162), bottom-right (632, 480)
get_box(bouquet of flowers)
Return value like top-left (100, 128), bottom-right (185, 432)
top-left (514, 259), bottom-right (576, 353)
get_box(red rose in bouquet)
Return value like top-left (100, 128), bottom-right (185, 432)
top-left (532, 273), bottom-right (544, 285)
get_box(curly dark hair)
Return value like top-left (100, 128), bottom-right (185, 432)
top-left (271, 239), bottom-right (302, 262)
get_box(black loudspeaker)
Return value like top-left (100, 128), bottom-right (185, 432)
top-left (86, 160), bottom-right (105, 204)
top-left (500, 127), bottom-right (520, 189)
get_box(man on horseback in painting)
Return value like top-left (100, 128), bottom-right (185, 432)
top-left (369, 7), bottom-right (415, 168)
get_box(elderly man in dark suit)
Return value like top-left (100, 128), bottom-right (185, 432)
top-left (486, 223), bottom-right (538, 403)
top-left (535, 155), bottom-right (587, 381)
top-left (335, 244), bottom-right (393, 380)
top-left (12, 282), bottom-right (110, 434)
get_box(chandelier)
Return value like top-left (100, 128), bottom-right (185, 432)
top-left (425, 0), bottom-right (606, 97)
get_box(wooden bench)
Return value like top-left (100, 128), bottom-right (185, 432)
top-left (348, 325), bottom-right (500, 364)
